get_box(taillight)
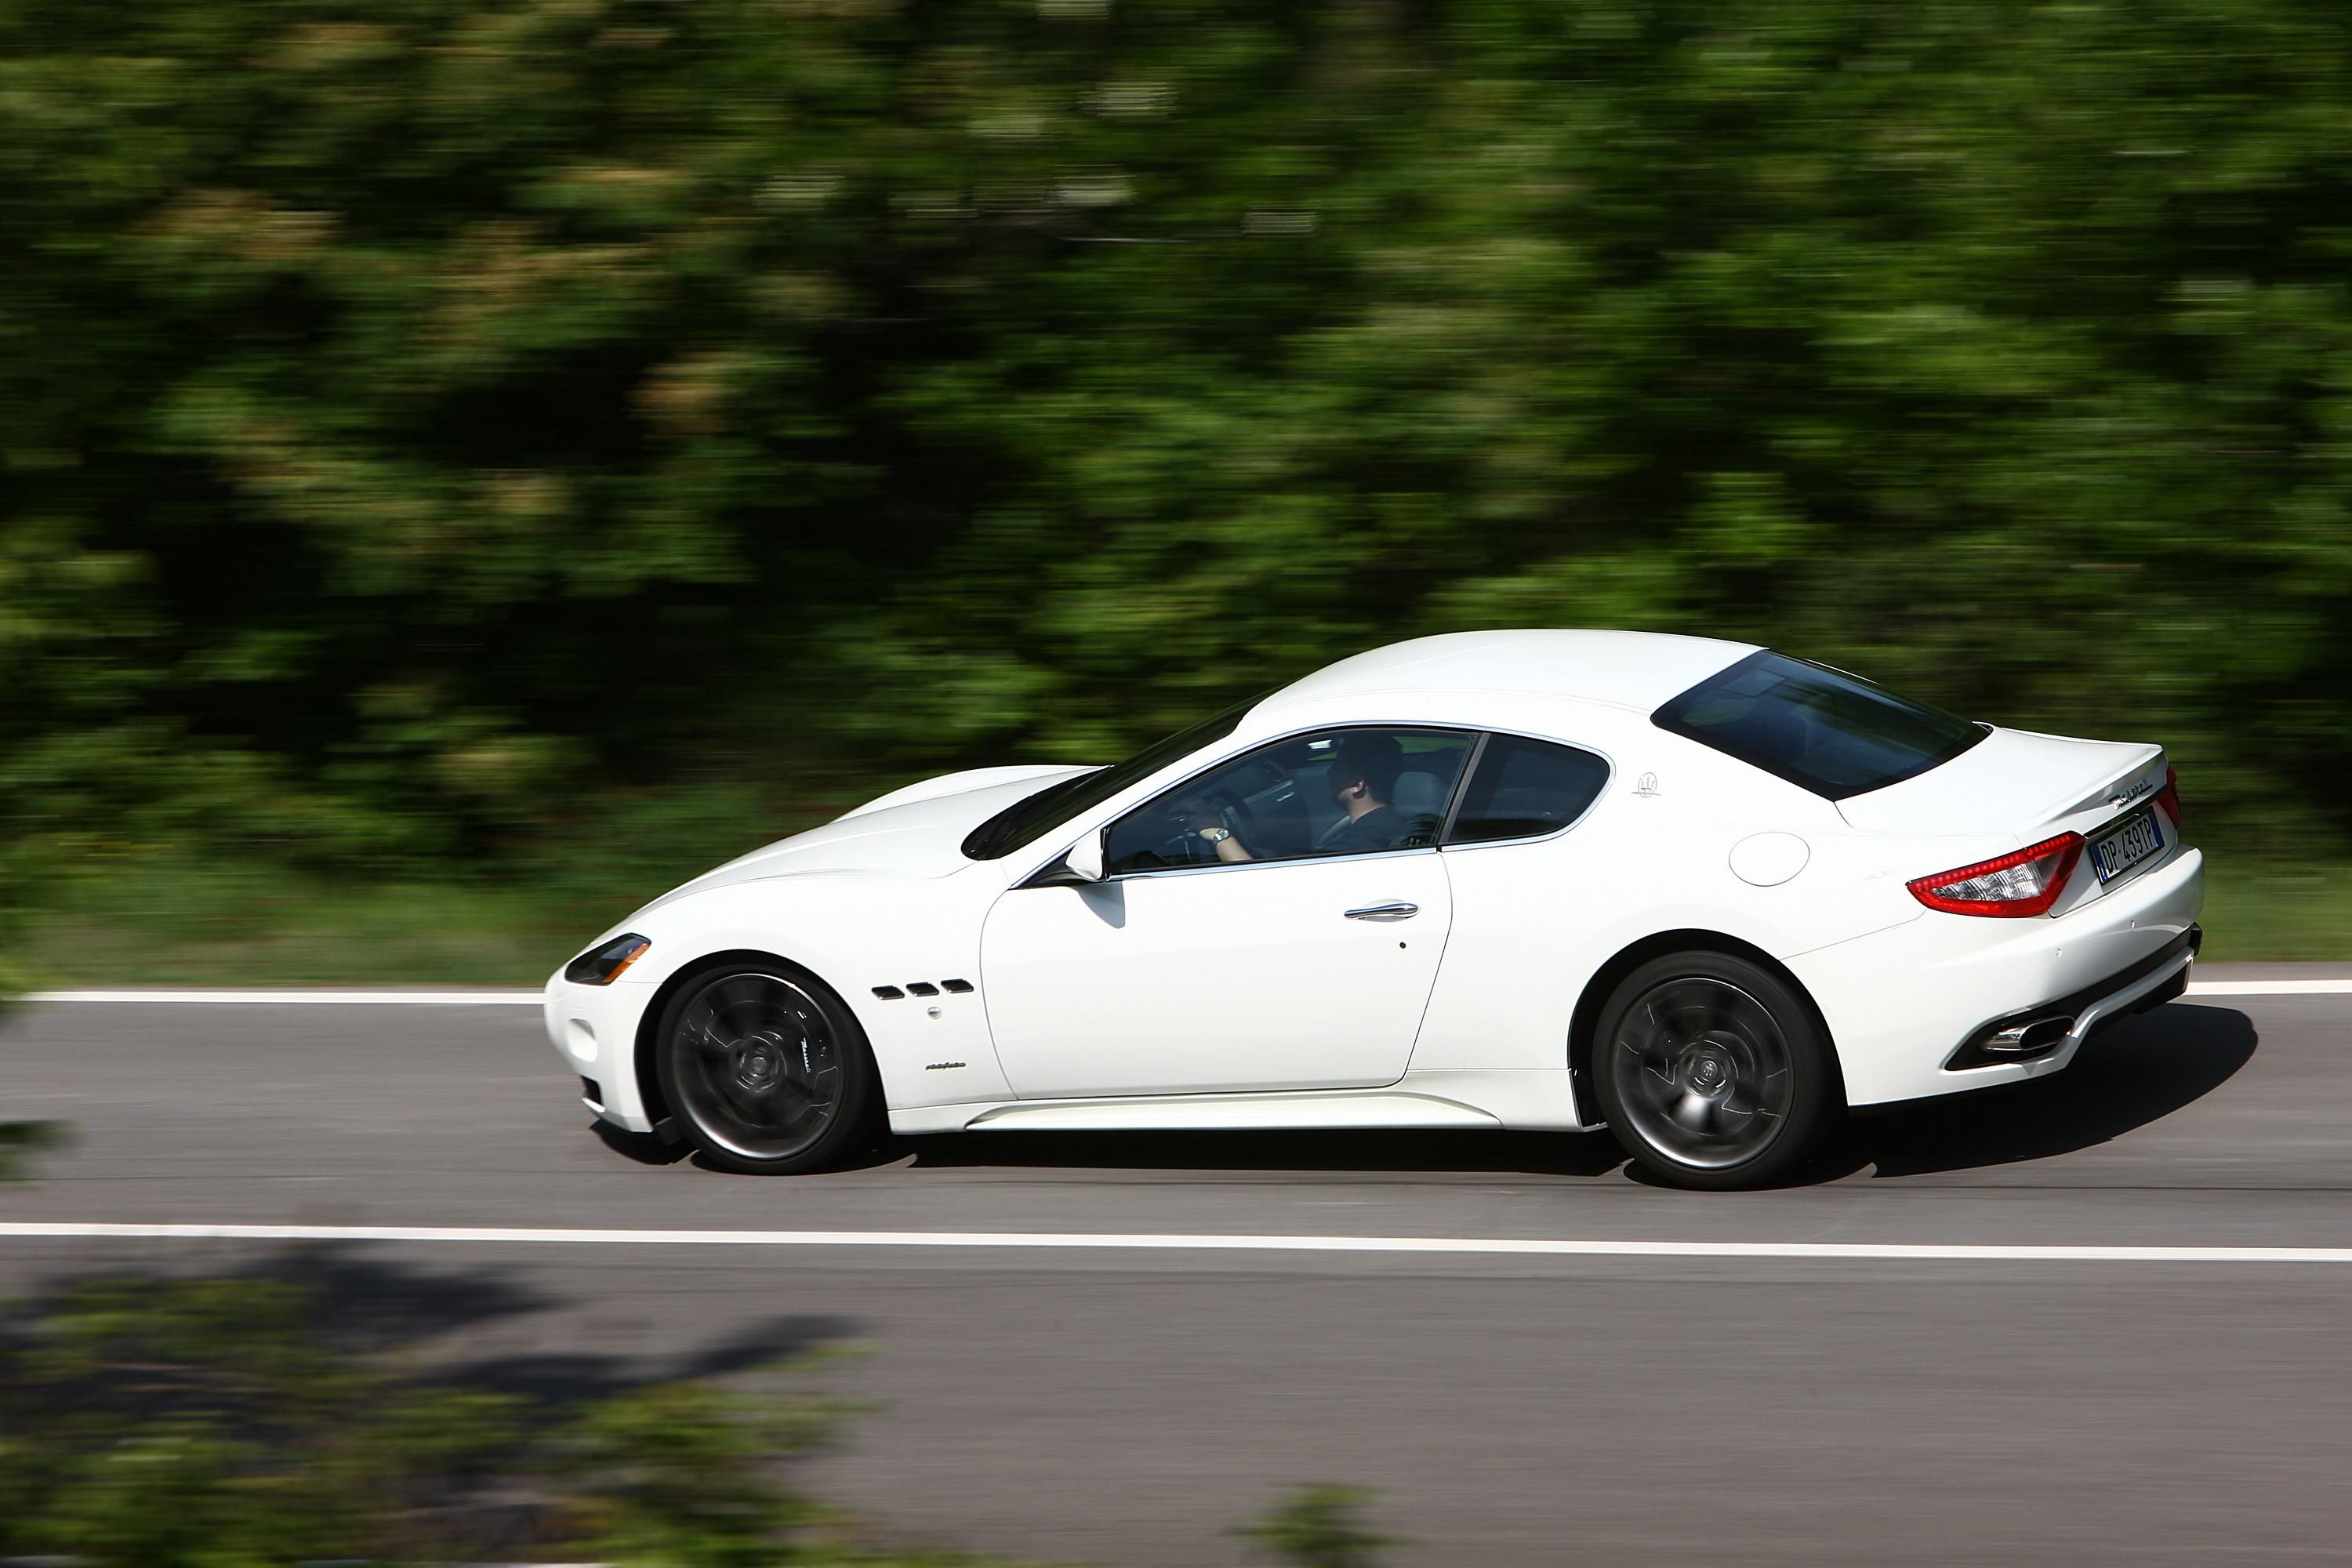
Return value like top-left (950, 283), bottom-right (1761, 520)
top-left (1907, 833), bottom-right (2084, 918)
top-left (2154, 766), bottom-right (2183, 831)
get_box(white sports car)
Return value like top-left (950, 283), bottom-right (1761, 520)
top-left (544, 630), bottom-right (2204, 1188)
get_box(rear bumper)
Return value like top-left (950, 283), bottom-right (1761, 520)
top-left (1791, 845), bottom-right (2205, 1107)
top-left (1943, 926), bottom-right (2197, 1070)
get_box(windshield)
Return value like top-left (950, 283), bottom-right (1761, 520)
top-left (961, 693), bottom-right (1262, 860)
top-left (1652, 651), bottom-right (1985, 800)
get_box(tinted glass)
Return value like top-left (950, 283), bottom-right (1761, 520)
top-left (1652, 651), bottom-right (1985, 800)
top-left (1105, 728), bottom-right (1475, 875)
top-left (961, 695), bottom-right (1260, 860)
top-left (1443, 735), bottom-right (1610, 845)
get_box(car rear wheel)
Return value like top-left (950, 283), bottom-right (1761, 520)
top-left (1592, 951), bottom-right (1835, 1189)
top-left (655, 960), bottom-right (877, 1174)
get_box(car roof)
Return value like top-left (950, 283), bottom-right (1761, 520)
top-left (1255, 630), bottom-right (1760, 717)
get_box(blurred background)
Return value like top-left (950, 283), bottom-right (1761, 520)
top-left (6, 0), bottom-right (2351, 988)
top-left (6, 12), bottom-right (2352, 1562)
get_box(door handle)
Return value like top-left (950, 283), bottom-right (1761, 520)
top-left (1344, 902), bottom-right (1419, 922)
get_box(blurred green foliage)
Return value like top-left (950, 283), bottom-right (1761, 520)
top-left (1237, 1484), bottom-right (1401, 1567)
top-left (5, 0), bottom-right (2350, 949)
top-left (0, 1119), bottom-right (68, 1181)
top-left (0, 1272), bottom-right (844, 1566)
top-left (0, 1263), bottom-right (1390, 1566)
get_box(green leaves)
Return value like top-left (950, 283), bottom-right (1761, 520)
top-left (0, 1269), bottom-right (848, 1568)
top-left (5, 0), bottom-right (2351, 884)
top-left (0, 1121), bottom-right (70, 1181)
top-left (1238, 1484), bottom-right (1401, 1568)
top-left (0, 1265), bottom-right (1404, 1566)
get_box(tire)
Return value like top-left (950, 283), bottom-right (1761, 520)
top-left (653, 958), bottom-right (879, 1175)
top-left (1592, 951), bottom-right (1837, 1190)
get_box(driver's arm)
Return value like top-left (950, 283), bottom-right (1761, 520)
top-left (1184, 813), bottom-right (1252, 862)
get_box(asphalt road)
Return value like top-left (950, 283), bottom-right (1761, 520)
top-left (5, 972), bottom-right (2350, 1565)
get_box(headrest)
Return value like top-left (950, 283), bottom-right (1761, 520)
top-left (1391, 768), bottom-right (1448, 820)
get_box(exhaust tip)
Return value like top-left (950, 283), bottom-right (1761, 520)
top-left (1946, 1011), bottom-right (2077, 1071)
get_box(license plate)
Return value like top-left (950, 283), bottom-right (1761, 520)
top-left (2090, 806), bottom-right (2165, 884)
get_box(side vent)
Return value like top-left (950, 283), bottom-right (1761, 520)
top-left (941, 978), bottom-right (975, 994)
top-left (871, 985), bottom-right (906, 1000)
top-left (906, 982), bottom-right (941, 997)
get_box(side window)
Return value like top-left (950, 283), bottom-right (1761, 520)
top-left (1443, 734), bottom-right (1610, 846)
top-left (1105, 728), bottom-right (1475, 876)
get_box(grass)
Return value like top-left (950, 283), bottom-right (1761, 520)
top-left (28, 869), bottom-right (588, 987)
top-left (16, 846), bottom-right (2348, 989)
top-left (19, 783), bottom-right (856, 989)
top-left (24, 844), bottom-right (763, 991)
top-left (2193, 860), bottom-right (2352, 962)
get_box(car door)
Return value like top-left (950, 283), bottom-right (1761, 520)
top-left (978, 728), bottom-right (1474, 1099)
top-left (1403, 728), bottom-right (1621, 1087)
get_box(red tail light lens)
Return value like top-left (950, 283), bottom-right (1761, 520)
top-left (2154, 766), bottom-right (2183, 831)
top-left (1907, 833), bottom-right (2084, 918)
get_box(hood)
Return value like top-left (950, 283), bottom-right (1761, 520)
top-left (836, 762), bottom-right (1087, 822)
top-left (630, 764), bottom-right (1098, 919)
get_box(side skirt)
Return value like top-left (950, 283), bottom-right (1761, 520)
top-left (885, 1069), bottom-right (1590, 1137)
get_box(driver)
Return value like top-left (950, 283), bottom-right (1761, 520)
top-left (1188, 733), bottom-right (1409, 862)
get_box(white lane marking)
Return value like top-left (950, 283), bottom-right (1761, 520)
top-left (1, 1223), bottom-right (2347, 1265)
top-left (2186, 979), bottom-right (2352, 996)
top-left (20, 980), bottom-right (2352, 1005)
top-left (25, 989), bottom-right (544, 1005)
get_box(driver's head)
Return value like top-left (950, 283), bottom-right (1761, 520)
top-left (1328, 733), bottom-right (1403, 808)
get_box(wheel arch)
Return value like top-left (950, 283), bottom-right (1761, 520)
top-left (1567, 928), bottom-right (1846, 1119)
top-left (631, 946), bottom-right (823, 1131)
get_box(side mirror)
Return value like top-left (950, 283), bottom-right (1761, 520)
top-left (1064, 828), bottom-right (1107, 883)
top-left (1019, 828), bottom-right (1110, 890)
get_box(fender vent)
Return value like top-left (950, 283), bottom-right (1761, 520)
top-left (906, 982), bottom-right (941, 997)
top-left (871, 985), bottom-right (905, 1000)
top-left (942, 978), bottom-right (975, 994)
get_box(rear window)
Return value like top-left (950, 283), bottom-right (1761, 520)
top-left (1652, 651), bottom-right (1985, 800)
top-left (1443, 735), bottom-right (1610, 845)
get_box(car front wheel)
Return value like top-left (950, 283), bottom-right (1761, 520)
top-left (655, 960), bottom-right (877, 1174)
top-left (1592, 951), bottom-right (1836, 1189)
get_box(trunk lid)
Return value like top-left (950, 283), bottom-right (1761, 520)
top-left (1838, 726), bottom-right (2165, 844)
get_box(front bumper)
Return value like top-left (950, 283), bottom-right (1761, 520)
top-left (542, 971), bottom-right (662, 1132)
top-left (1791, 845), bottom-right (2205, 1108)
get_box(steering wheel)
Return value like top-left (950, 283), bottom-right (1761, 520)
top-left (1156, 786), bottom-right (1256, 864)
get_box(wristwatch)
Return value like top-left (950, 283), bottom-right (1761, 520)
top-left (1197, 826), bottom-right (1232, 844)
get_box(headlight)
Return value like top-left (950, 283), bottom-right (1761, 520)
top-left (564, 934), bottom-right (651, 985)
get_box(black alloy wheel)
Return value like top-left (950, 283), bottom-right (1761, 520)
top-left (1593, 951), bottom-right (1836, 1189)
top-left (655, 961), bottom-right (877, 1174)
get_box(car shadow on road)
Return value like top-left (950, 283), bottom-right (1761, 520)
top-left (591, 1117), bottom-right (691, 1166)
top-left (1817, 1002), bottom-right (2258, 1181)
top-left (892, 1004), bottom-right (2255, 1185)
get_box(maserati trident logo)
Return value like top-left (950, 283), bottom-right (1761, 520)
top-left (1634, 771), bottom-right (1661, 798)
